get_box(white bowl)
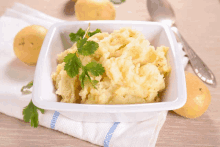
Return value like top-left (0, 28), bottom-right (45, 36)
top-left (32, 21), bottom-right (187, 122)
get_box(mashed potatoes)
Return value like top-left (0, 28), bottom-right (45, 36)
top-left (51, 27), bottom-right (171, 104)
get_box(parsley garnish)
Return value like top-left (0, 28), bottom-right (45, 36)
top-left (79, 67), bottom-right (87, 89)
top-left (69, 28), bottom-right (85, 42)
top-left (85, 61), bottom-right (105, 76)
top-left (64, 53), bottom-right (82, 77)
top-left (23, 100), bottom-right (44, 128)
top-left (77, 39), bottom-right (99, 56)
top-left (21, 81), bottom-right (33, 95)
top-left (21, 81), bottom-right (45, 128)
top-left (88, 29), bottom-right (101, 37)
top-left (64, 24), bottom-right (105, 88)
top-left (110, 0), bottom-right (126, 4)
top-left (69, 27), bottom-right (101, 43)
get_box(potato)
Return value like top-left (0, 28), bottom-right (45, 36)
top-left (75, 0), bottom-right (116, 20)
top-left (13, 25), bottom-right (48, 66)
top-left (52, 28), bottom-right (170, 104)
top-left (173, 71), bottom-right (211, 118)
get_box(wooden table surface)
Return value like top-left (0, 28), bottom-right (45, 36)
top-left (0, 0), bottom-right (220, 146)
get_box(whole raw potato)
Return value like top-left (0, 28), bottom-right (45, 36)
top-left (75, 0), bottom-right (116, 20)
top-left (173, 71), bottom-right (211, 118)
top-left (13, 25), bottom-right (48, 66)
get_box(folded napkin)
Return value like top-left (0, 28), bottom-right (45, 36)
top-left (0, 3), bottom-right (188, 147)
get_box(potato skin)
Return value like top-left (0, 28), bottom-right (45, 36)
top-left (173, 71), bottom-right (211, 118)
top-left (13, 25), bottom-right (48, 66)
top-left (75, 0), bottom-right (116, 20)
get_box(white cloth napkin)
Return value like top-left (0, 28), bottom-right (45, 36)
top-left (0, 3), bottom-right (189, 147)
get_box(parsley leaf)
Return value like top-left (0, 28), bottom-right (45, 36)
top-left (78, 40), bottom-right (99, 56)
top-left (79, 67), bottom-right (87, 89)
top-left (69, 28), bottom-right (85, 42)
top-left (22, 100), bottom-right (45, 128)
top-left (64, 53), bottom-right (82, 78)
top-left (21, 81), bottom-right (33, 95)
top-left (110, 0), bottom-right (126, 4)
top-left (83, 68), bottom-right (98, 89)
top-left (64, 25), bottom-right (105, 89)
top-left (79, 66), bottom-right (99, 89)
top-left (86, 61), bottom-right (105, 76)
top-left (77, 38), bottom-right (87, 51)
top-left (88, 29), bottom-right (101, 37)
top-left (92, 80), bottom-right (99, 85)
top-left (21, 81), bottom-right (45, 128)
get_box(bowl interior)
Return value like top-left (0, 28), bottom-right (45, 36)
top-left (34, 21), bottom-right (184, 112)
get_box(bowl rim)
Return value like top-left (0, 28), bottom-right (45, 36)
top-left (32, 20), bottom-right (187, 113)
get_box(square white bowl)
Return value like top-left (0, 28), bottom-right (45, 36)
top-left (32, 21), bottom-right (186, 122)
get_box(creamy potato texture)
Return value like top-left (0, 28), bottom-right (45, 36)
top-left (51, 28), bottom-right (171, 104)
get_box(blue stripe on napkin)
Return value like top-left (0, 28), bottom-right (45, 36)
top-left (50, 111), bottom-right (60, 129)
top-left (104, 122), bottom-right (120, 147)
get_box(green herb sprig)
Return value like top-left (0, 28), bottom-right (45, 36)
top-left (23, 100), bottom-right (44, 128)
top-left (110, 0), bottom-right (126, 4)
top-left (21, 81), bottom-right (45, 128)
top-left (21, 81), bottom-right (33, 95)
top-left (64, 24), bottom-right (104, 89)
